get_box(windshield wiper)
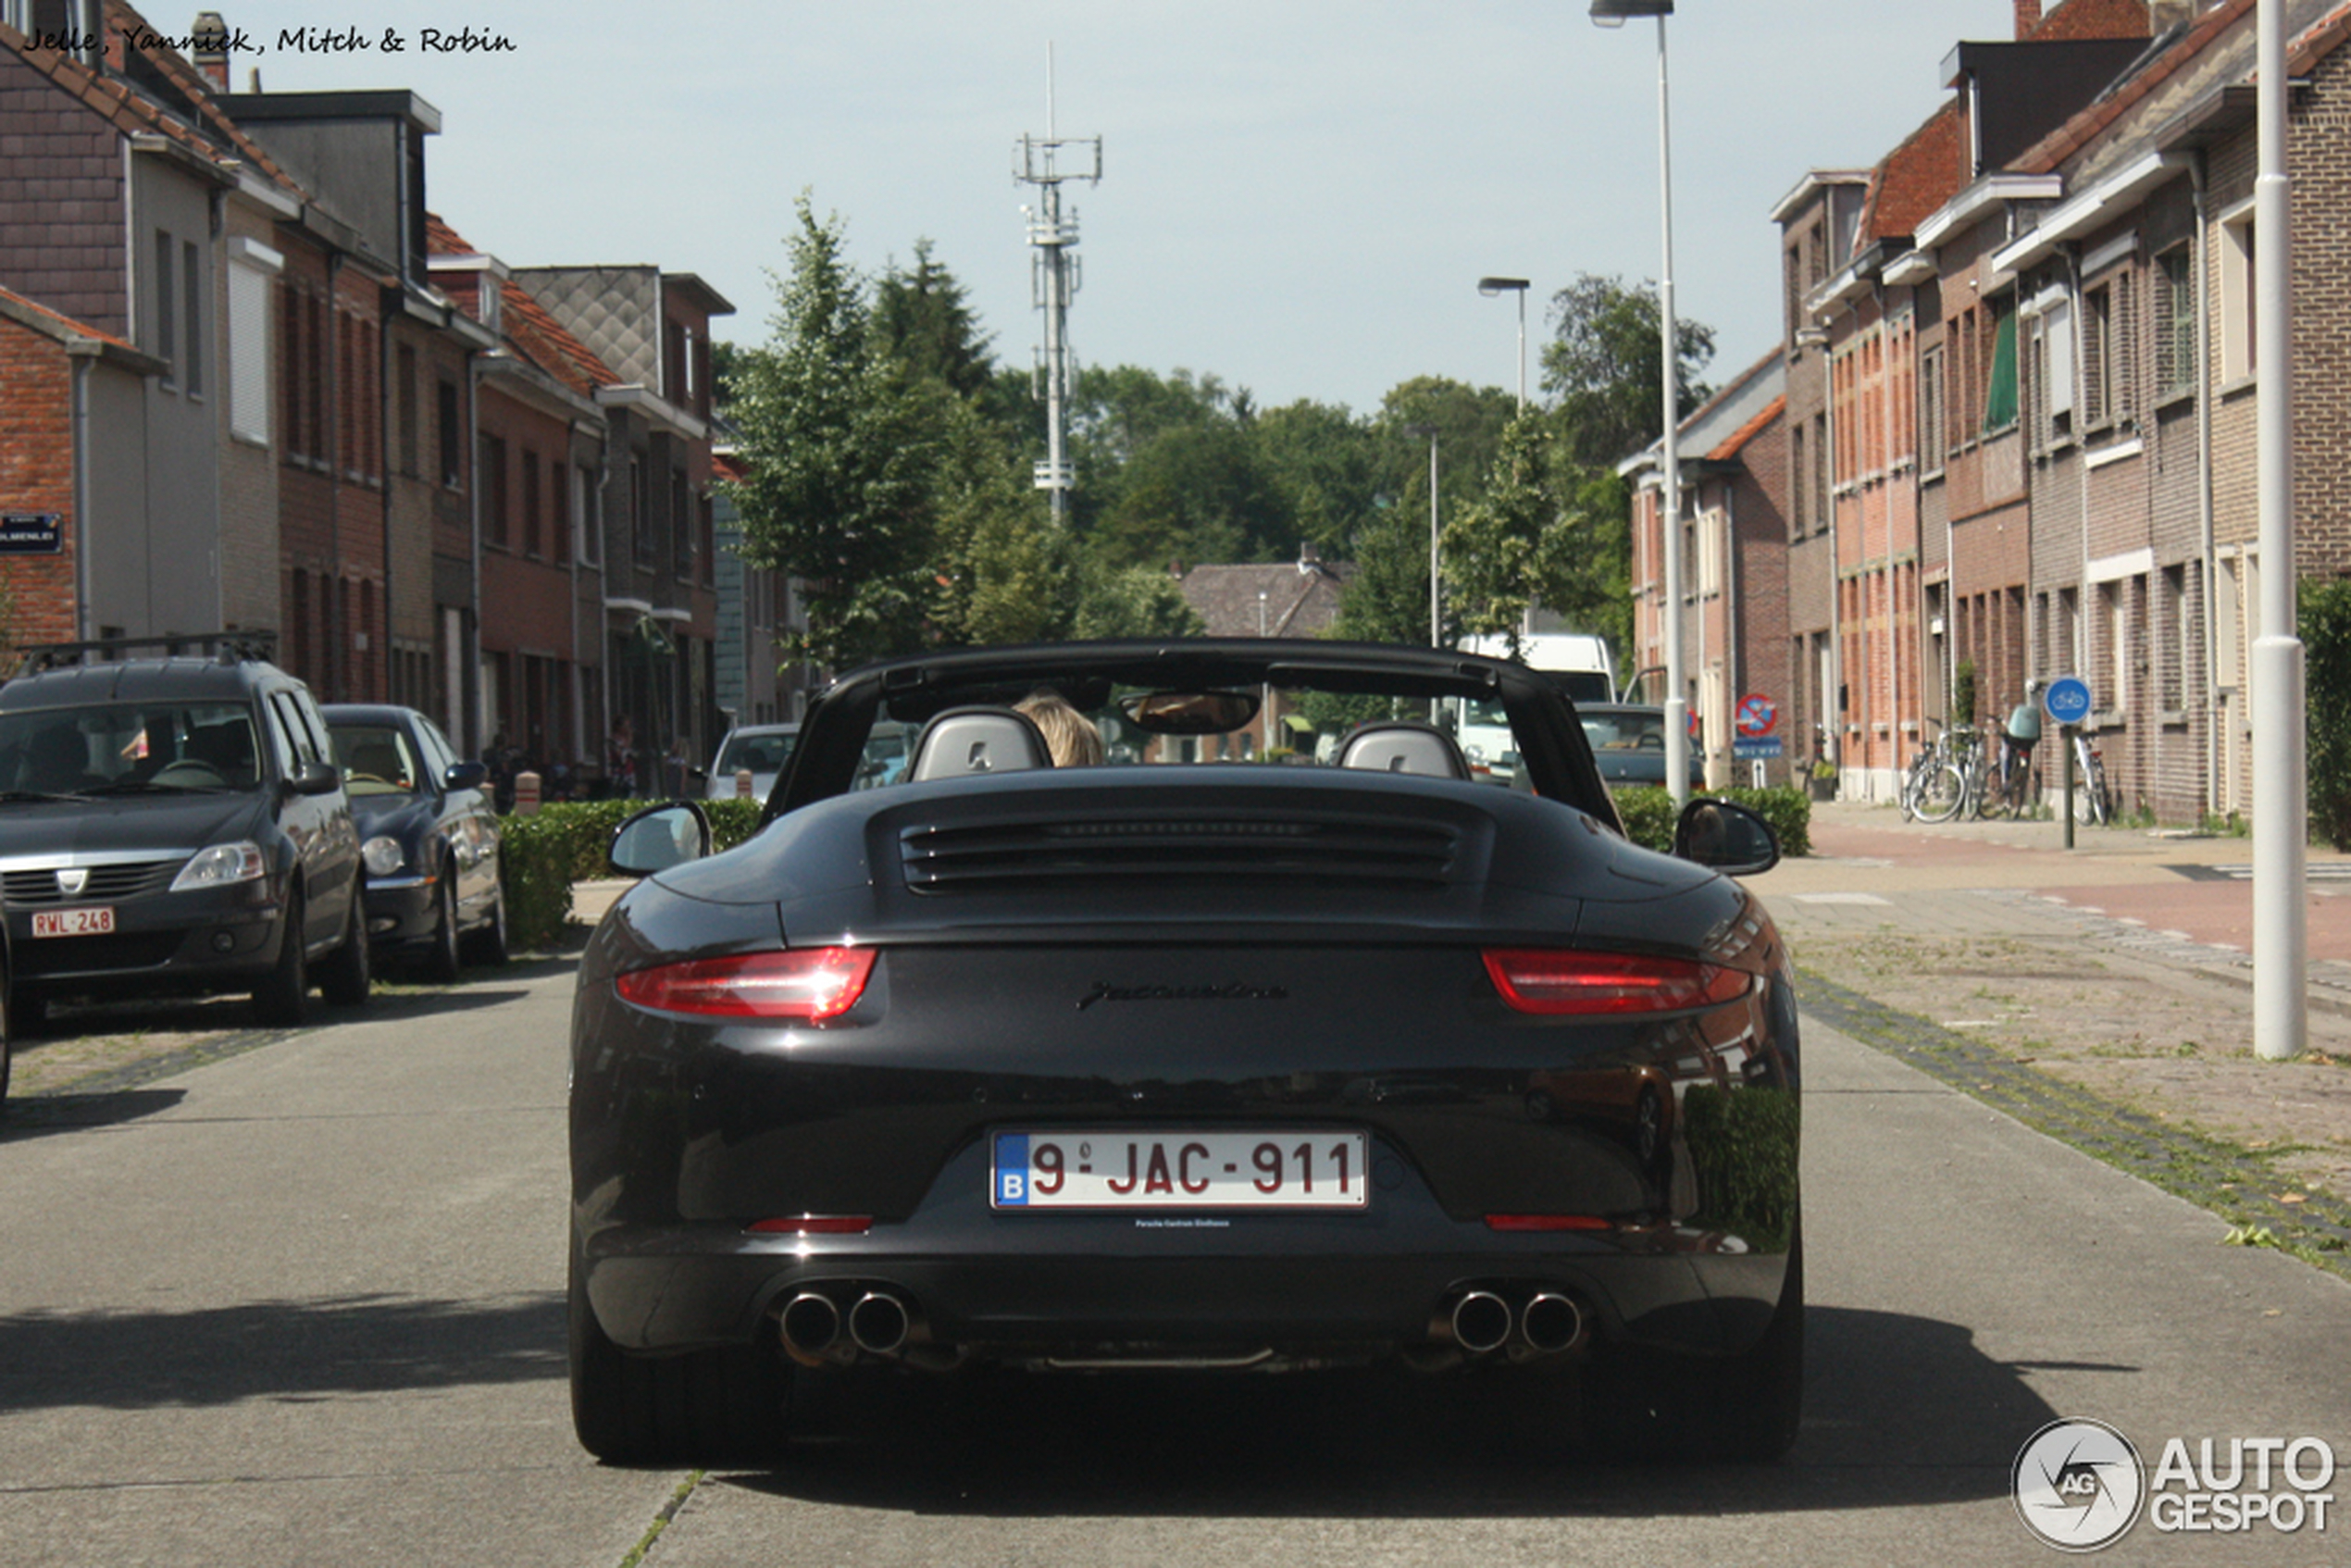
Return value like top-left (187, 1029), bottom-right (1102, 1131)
top-left (0, 789), bottom-right (83, 803)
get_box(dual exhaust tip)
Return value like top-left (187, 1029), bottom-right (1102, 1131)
top-left (1447, 1288), bottom-right (1585, 1356)
top-left (780, 1288), bottom-right (910, 1365)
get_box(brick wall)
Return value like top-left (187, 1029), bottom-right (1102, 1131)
top-left (0, 315), bottom-right (80, 647)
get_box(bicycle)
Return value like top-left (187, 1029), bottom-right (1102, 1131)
top-left (1897, 725), bottom-right (1941, 822)
top-left (1903, 724), bottom-right (1972, 824)
top-left (1980, 729), bottom-right (2035, 818)
top-left (2071, 729), bottom-right (2112, 826)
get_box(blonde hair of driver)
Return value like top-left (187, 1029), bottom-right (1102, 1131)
top-left (1014, 692), bottom-right (1104, 767)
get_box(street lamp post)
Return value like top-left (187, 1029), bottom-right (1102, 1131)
top-left (1405, 424), bottom-right (1441, 648)
top-left (1592, 0), bottom-right (1688, 806)
top-left (1478, 277), bottom-right (1531, 410)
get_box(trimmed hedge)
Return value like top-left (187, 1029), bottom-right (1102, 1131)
top-left (499, 797), bottom-right (765, 952)
top-left (1611, 784), bottom-right (1812, 860)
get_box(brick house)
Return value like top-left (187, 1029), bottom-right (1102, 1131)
top-left (1621, 353), bottom-right (1788, 786)
top-left (0, 286), bottom-right (164, 646)
top-left (426, 218), bottom-right (620, 779)
top-left (1774, 0), bottom-right (2155, 800)
top-left (1770, 170), bottom-right (1871, 783)
top-left (1175, 552), bottom-right (1350, 759)
top-left (514, 265), bottom-right (732, 786)
top-left (1984, 0), bottom-right (2351, 821)
top-left (0, 3), bottom-right (306, 645)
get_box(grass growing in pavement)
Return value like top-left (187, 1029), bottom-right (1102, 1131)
top-left (1800, 967), bottom-right (2351, 1278)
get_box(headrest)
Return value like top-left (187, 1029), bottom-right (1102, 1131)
top-left (908, 706), bottom-right (1053, 782)
top-left (1335, 722), bottom-right (1471, 781)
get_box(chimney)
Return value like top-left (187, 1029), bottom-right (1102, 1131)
top-left (2013, 0), bottom-right (2042, 39)
top-left (191, 11), bottom-right (230, 89)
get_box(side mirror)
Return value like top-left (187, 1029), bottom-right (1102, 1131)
top-left (1673, 797), bottom-right (1780, 877)
top-left (610, 802), bottom-right (712, 877)
top-left (291, 759), bottom-right (342, 797)
top-left (444, 760), bottom-right (489, 792)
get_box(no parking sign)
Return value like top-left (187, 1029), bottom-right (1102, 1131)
top-left (1732, 693), bottom-right (1782, 760)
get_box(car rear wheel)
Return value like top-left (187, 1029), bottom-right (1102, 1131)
top-left (421, 874), bottom-right (462, 983)
top-left (317, 887), bottom-right (370, 1007)
top-left (1584, 1234), bottom-right (1804, 1463)
top-left (253, 890), bottom-right (309, 1027)
top-left (0, 986), bottom-right (12, 1114)
top-left (567, 1248), bottom-right (790, 1465)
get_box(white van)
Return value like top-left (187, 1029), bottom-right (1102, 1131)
top-left (1454, 632), bottom-right (1616, 780)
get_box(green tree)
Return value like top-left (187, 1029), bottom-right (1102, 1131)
top-left (1328, 380), bottom-right (1519, 650)
top-left (2304, 578), bottom-right (2351, 846)
top-left (727, 197), bottom-right (944, 668)
top-left (1072, 564), bottom-right (1206, 641)
top-left (1542, 272), bottom-right (1714, 467)
top-left (875, 239), bottom-right (996, 401)
top-left (927, 398), bottom-right (1068, 647)
top-left (1254, 399), bottom-right (1383, 563)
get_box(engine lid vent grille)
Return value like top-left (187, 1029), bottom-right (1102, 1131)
top-left (901, 814), bottom-right (1462, 894)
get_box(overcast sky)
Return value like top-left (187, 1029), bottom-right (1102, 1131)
top-left (212, 2), bottom-right (2027, 416)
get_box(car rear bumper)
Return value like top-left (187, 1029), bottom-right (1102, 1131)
top-left (576, 1136), bottom-right (1793, 1364)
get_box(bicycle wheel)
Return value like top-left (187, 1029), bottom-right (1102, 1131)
top-left (2073, 768), bottom-right (2110, 825)
top-left (1913, 763), bottom-right (1967, 823)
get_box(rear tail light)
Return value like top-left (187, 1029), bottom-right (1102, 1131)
top-left (1483, 949), bottom-right (1747, 1015)
top-left (616, 947), bottom-right (877, 1021)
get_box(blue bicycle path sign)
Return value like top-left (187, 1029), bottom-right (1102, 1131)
top-left (2043, 676), bottom-right (2092, 726)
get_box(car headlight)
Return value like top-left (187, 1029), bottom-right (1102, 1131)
top-left (361, 836), bottom-right (407, 877)
top-left (170, 840), bottom-right (267, 891)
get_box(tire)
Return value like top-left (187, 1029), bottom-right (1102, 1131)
top-left (2072, 778), bottom-right (2106, 826)
top-left (1911, 765), bottom-right (1966, 824)
top-left (317, 885), bottom-right (371, 1008)
top-left (568, 1246), bottom-right (790, 1465)
top-left (253, 888), bottom-right (309, 1027)
top-left (0, 978), bottom-right (12, 1116)
top-left (463, 863), bottom-right (508, 967)
top-left (421, 873), bottom-right (462, 984)
top-left (1585, 1235), bottom-right (1805, 1463)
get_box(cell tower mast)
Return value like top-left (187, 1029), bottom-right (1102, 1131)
top-left (1015, 49), bottom-right (1100, 520)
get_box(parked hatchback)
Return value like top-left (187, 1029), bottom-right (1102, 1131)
top-left (704, 722), bottom-right (799, 803)
top-left (0, 636), bottom-right (368, 1030)
top-left (323, 704), bottom-right (507, 981)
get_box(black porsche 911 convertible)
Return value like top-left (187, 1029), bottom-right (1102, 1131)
top-left (568, 640), bottom-right (1801, 1464)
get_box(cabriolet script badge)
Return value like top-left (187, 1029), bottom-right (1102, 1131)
top-left (1077, 981), bottom-right (1287, 1012)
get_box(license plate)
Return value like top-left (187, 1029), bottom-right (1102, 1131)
top-left (991, 1129), bottom-right (1370, 1211)
top-left (31, 906), bottom-right (114, 938)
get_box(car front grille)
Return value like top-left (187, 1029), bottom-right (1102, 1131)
top-left (3, 860), bottom-right (183, 906)
top-left (901, 813), bottom-right (1462, 895)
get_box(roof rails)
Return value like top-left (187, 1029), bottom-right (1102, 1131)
top-left (14, 631), bottom-right (280, 678)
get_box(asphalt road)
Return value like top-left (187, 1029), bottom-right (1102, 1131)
top-left (3, 950), bottom-right (2349, 1565)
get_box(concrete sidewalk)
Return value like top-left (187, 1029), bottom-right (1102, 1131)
top-left (1755, 800), bottom-right (2351, 1258)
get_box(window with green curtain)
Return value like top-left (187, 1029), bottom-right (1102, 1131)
top-left (1983, 304), bottom-right (2019, 433)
